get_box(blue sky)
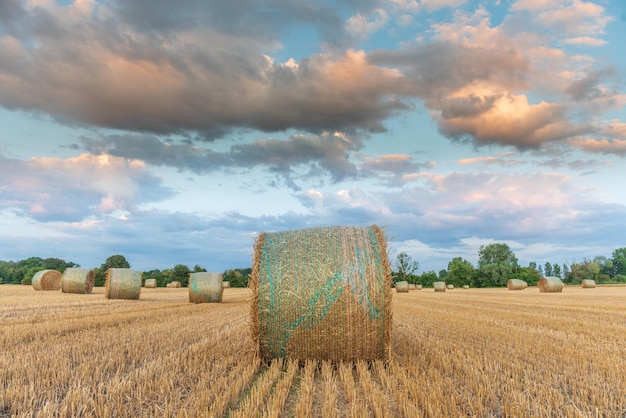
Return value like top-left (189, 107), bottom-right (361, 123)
top-left (0, 0), bottom-right (625, 273)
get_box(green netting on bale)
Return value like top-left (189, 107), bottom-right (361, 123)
top-left (250, 225), bottom-right (392, 362)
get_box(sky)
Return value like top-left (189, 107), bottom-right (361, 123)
top-left (0, 0), bottom-right (625, 274)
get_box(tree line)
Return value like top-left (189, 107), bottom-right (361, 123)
top-left (0, 255), bottom-right (251, 288)
top-left (2, 245), bottom-right (625, 288)
top-left (394, 244), bottom-right (626, 288)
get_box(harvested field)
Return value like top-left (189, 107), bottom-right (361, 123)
top-left (1, 284), bottom-right (625, 417)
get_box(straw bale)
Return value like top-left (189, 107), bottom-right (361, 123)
top-left (222, 281), bottom-right (231, 289)
top-left (395, 281), bottom-right (409, 293)
top-left (581, 279), bottom-right (596, 289)
top-left (507, 279), bottom-right (526, 290)
top-left (189, 272), bottom-right (223, 303)
top-left (61, 268), bottom-right (94, 294)
top-left (463, 285), bottom-right (469, 289)
top-left (166, 281), bottom-right (181, 288)
top-left (446, 284), bottom-right (454, 290)
top-left (32, 270), bottom-right (62, 291)
top-left (538, 276), bottom-right (564, 293)
top-left (408, 283), bottom-right (416, 290)
top-left (433, 281), bottom-right (446, 292)
top-left (144, 278), bottom-right (157, 288)
top-left (104, 268), bottom-right (142, 300)
top-left (416, 285), bottom-right (423, 290)
top-left (250, 225), bottom-right (392, 362)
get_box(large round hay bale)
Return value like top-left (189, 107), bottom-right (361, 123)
top-left (32, 270), bottom-right (62, 291)
top-left (538, 276), bottom-right (564, 293)
top-left (222, 281), bottom-right (231, 289)
top-left (104, 268), bottom-right (142, 300)
top-left (395, 281), bottom-right (409, 293)
top-left (144, 278), bottom-right (157, 288)
top-left (433, 281), bottom-right (446, 292)
top-left (446, 284), bottom-right (454, 290)
top-left (61, 268), bottom-right (95, 294)
top-left (463, 285), bottom-right (469, 289)
top-left (250, 225), bottom-right (392, 362)
top-left (507, 279), bottom-right (526, 290)
top-left (581, 279), bottom-right (596, 288)
top-left (189, 272), bottom-right (223, 303)
top-left (408, 283), bottom-right (416, 290)
top-left (416, 284), bottom-right (423, 290)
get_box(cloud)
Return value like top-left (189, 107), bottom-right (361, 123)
top-left (80, 131), bottom-right (366, 189)
top-left (0, 2), bottom-right (410, 139)
top-left (570, 138), bottom-right (626, 156)
top-left (0, 153), bottom-right (174, 221)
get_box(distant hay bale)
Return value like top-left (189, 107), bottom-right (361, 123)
top-left (32, 270), bottom-right (62, 291)
top-left (463, 285), bottom-right (469, 289)
top-left (61, 268), bottom-right (94, 294)
top-left (538, 276), bottom-right (564, 293)
top-left (408, 283), bottom-right (416, 290)
top-left (395, 281), bottom-right (409, 293)
top-left (581, 279), bottom-right (596, 288)
top-left (222, 281), bottom-right (231, 289)
top-left (144, 279), bottom-right (157, 288)
top-left (446, 284), bottom-right (454, 290)
top-left (166, 281), bottom-right (181, 288)
top-left (250, 225), bottom-right (392, 362)
top-left (105, 268), bottom-right (142, 300)
top-left (416, 284), bottom-right (423, 290)
top-left (189, 272), bottom-right (223, 303)
top-left (507, 279), bottom-right (526, 290)
top-left (433, 281), bottom-right (446, 292)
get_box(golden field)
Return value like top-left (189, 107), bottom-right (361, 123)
top-left (1, 284), bottom-right (625, 417)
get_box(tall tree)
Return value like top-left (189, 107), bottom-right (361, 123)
top-left (552, 263), bottom-right (562, 278)
top-left (170, 264), bottom-right (191, 287)
top-left (477, 243), bottom-right (519, 287)
top-left (612, 248), bottom-right (626, 276)
top-left (394, 252), bottom-right (419, 284)
top-left (446, 257), bottom-right (475, 287)
top-left (544, 262), bottom-right (553, 277)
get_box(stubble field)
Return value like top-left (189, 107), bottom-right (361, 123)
top-left (1, 284), bottom-right (625, 417)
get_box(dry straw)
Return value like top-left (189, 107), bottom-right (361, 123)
top-left (447, 284), bottom-right (455, 290)
top-left (222, 281), bottom-right (231, 289)
top-left (144, 279), bottom-right (157, 288)
top-left (581, 279), bottom-right (596, 289)
top-left (463, 285), bottom-right (469, 289)
top-left (32, 270), bottom-right (62, 291)
top-left (507, 279), bottom-right (527, 290)
top-left (166, 281), bottom-right (181, 288)
top-left (408, 283), bottom-right (416, 290)
top-left (104, 268), bottom-right (142, 300)
top-left (538, 276), bottom-right (564, 293)
top-left (395, 281), bottom-right (409, 293)
top-left (433, 281), bottom-right (446, 292)
top-left (416, 284), bottom-right (423, 290)
top-left (189, 272), bottom-right (223, 303)
top-left (250, 225), bottom-right (392, 362)
top-left (61, 268), bottom-right (95, 294)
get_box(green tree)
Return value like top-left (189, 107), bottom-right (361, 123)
top-left (552, 263), bottom-right (562, 278)
top-left (95, 255), bottom-right (131, 286)
top-left (446, 257), bottom-right (475, 287)
top-left (171, 264), bottom-right (191, 287)
top-left (223, 268), bottom-right (252, 287)
top-left (394, 252), bottom-right (419, 284)
top-left (612, 248), bottom-right (626, 276)
top-left (438, 269), bottom-right (448, 280)
top-left (477, 243), bottom-right (519, 287)
top-left (544, 262), bottom-right (553, 277)
top-left (418, 271), bottom-right (438, 287)
top-left (193, 265), bottom-right (206, 273)
top-left (565, 259), bottom-right (601, 284)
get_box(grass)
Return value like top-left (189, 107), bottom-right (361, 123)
top-left (1, 284), bottom-right (625, 417)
